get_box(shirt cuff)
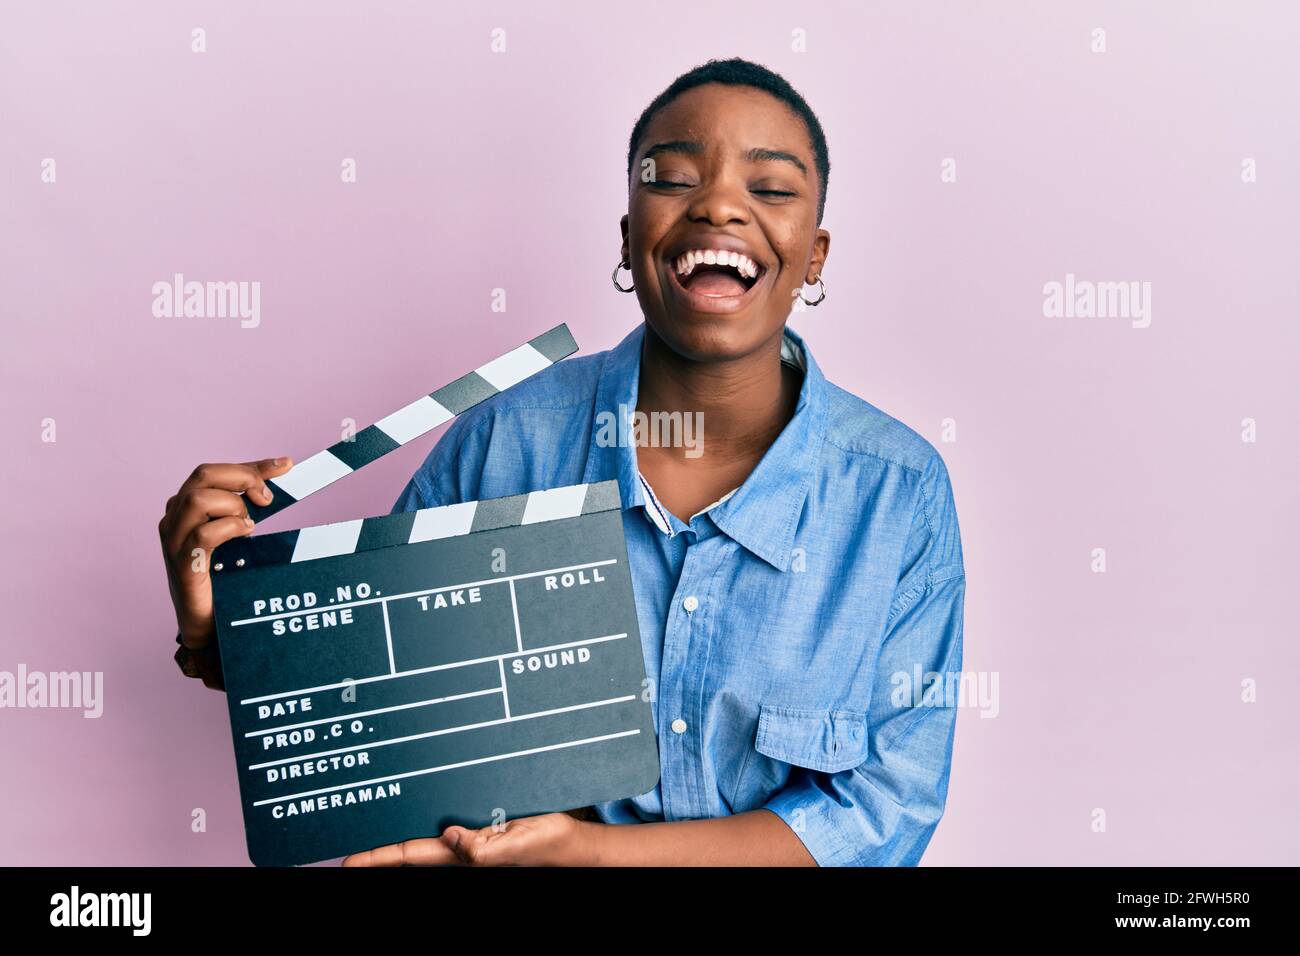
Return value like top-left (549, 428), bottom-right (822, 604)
top-left (761, 780), bottom-right (859, 867)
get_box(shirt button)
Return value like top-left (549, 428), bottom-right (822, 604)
top-left (682, 595), bottom-right (699, 612)
top-left (671, 718), bottom-right (687, 734)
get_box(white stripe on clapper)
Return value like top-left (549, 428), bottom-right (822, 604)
top-left (521, 484), bottom-right (588, 524)
top-left (407, 501), bottom-right (478, 542)
top-left (271, 449), bottom-right (353, 501)
top-left (291, 519), bottom-right (364, 562)
top-left (373, 395), bottom-right (454, 445)
top-left (475, 343), bottom-right (551, 391)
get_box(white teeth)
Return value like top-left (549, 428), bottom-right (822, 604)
top-left (672, 248), bottom-right (763, 281)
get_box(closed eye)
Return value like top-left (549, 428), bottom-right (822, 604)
top-left (649, 181), bottom-right (794, 197)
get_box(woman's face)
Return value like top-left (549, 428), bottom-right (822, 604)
top-left (623, 82), bottom-right (830, 363)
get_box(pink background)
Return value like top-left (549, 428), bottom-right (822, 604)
top-left (1, 1), bottom-right (1296, 865)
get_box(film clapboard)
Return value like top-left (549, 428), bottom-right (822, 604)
top-left (209, 325), bottom-right (660, 867)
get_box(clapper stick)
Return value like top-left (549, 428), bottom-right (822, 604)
top-left (245, 324), bottom-right (578, 524)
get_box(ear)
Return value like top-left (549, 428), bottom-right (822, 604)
top-left (619, 214), bottom-right (630, 264)
top-left (806, 227), bottom-right (831, 283)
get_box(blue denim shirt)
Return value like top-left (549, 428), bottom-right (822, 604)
top-left (391, 322), bottom-right (965, 866)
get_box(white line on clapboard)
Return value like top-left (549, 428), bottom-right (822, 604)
top-left (238, 631), bottom-right (629, 706)
top-left (508, 579), bottom-right (522, 654)
top-left (498, 659), bottom-right (511, 719)
top-left (248, 695), bottom-right (638, 770)
top-left (382, 601), bottom-right (395, 675)
top-left (228, 558), bottom-right (618, 627)
top-left (244, 687), bottom-right (501, 738)
top-left (252, 729), bottom-right (642, 807)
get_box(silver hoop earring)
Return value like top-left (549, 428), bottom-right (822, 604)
top-left (798, 276), bottom-right (827, 306)
top-left (611, 261), bottom-right (635, 293)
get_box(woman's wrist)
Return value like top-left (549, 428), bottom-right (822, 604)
top-left (565, 811), bottom-right (817, 866)
top-left (571, 818), bottom-right (611, 866)
top-left (177, 618), bottom-right (215, 647)
top-left (174, 629), bottom-right (225, 689)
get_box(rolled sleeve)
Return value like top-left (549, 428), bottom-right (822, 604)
top-left (763, 454), bottom-right (966, 867)
top-left (762, 771), bottom-right (865, 866)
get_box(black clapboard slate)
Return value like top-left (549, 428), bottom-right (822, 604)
top-left (207, 327), bottom-right (659, 866)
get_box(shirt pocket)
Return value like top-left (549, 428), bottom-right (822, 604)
top-left (727, 703), bottom-right (869, 812)
top-left (756, 703), bottom-right (869, 771)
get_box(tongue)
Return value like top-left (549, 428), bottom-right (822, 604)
top-left (684, 269), bottom-right (748, 297)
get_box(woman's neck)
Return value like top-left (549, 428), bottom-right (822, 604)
top-left (635, 324), bottom-right (802, 464)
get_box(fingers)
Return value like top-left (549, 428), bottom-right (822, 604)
top-left (253, 456), bottom-right (295, 479)
top-left (182, 515), bottom-right (256, 565)
top-left (341, 818), bottom-right (564, 867)
top-left (161, 457), bottom-right (292, 664)
top-left (342, 838), bottom-right (458, 867)
top-left (179, 462), bottom-right (264, 497)
top-left (176, 458), bottom-right (293, 504)
top-left (341, 843), bottom-right (394, 867)
top-left (443, 825), bottom-right (517, 867)
top-left (442, 826), bottom-right (481, 866)
top-left (245, 457), bottom-right (294, 506)
top-left (164, 489), bottom-right (253, 557)
top-left (162, 457), bottom-right (294, 552)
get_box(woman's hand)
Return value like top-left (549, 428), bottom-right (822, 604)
top-left (159, 458), bottom-right (294, 687)
top-left (341, 812), bottom-right (598, 867)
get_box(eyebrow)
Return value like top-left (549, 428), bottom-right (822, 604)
top-left (641, 140), bottom-right (809, 177)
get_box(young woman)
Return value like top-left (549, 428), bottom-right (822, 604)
top-left (160, 58), bottom-right (965, 867)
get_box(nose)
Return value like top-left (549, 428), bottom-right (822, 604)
top-left (685, 169), bottom-right (751, 226)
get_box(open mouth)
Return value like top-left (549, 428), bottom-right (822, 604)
top-left (667, 249), bottom-right (767, 305)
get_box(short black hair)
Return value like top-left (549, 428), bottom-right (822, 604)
top-left (626, 57), bottom-right (830, 225)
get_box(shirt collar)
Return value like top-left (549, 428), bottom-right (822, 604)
top-left (581, 322), bottom-right (828, 571)
top-left (638, 470), bottom-right (739, 536)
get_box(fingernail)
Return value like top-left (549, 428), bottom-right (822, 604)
top-left (261, 484), bottom-right (273, 502)
top-left (274, 457), bottom-right (289, 466)
top-left (244, 517), bottom-right (254, 528)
